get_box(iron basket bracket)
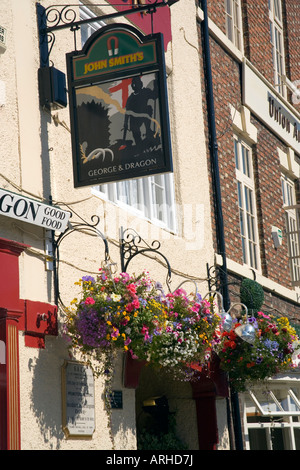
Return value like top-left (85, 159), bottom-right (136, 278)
top-left (119, 226), bottom-right (172, 290)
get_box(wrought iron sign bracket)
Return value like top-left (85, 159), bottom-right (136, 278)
top-left (37, 0), bottom-right (178, 67)
top-left (52, 214), bottom-right (110, 306)
top-left (119, 227), bottom-right (172, 289)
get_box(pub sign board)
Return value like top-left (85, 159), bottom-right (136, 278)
top-left (66, 23), bottom-right (173, 188)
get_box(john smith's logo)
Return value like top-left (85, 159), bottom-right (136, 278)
top-left (107, 36), bottom-right (119, 56)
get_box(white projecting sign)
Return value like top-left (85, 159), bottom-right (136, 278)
top-left (0, 188), bottom-right (70, 233)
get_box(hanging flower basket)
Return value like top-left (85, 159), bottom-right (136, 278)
top-left (63, 268), bottom-right (222, 380)
top-left (218, 312), bottom-right (299, 391)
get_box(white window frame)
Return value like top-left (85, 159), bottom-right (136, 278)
top-left (269, 0), bottom-right (287, 98)
top-left (93, 174), bottom-right (177, 232)
top-left (281, 174), bottom-right (300, 285)
top-left (242, 384), bottom-right (300, 450)
top-left (225, 0), bottom-right (243, 52)
top-left (235, 136), bottom-right (260, 271)
top-left (80, 3), bottom-right (106, 45)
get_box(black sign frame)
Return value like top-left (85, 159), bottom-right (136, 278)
top-left (66, 23), bottom-right (173, 188)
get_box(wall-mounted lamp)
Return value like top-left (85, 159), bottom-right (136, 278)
top-left (271, 226), bottom-right (283, 249)
top-left (38, 66), bottom-right (67, 110)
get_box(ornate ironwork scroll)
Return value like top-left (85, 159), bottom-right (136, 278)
top-left (53, 215), bottom-right (110, 306)
top-left (41, 4), bottom-right (78, 31)
top-left (36, 1), bottom-right (178, 66)
top-left (119, 227), bottom-right (172, 289)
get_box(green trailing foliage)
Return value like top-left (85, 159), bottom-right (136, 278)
top-left (137, 415), bottom-right (188, 450)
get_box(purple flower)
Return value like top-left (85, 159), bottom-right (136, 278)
top-left (82, 275), bottom-right (95, 283)
top-left (155, 281), bottom-right (163, 290)
top-left (248, 317), bottom-right (258, 329)
top-left (263, 339), bottom-right (279, 351)
top-left (76, 308), bottom-right (109, 348)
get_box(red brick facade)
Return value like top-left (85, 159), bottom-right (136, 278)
top-left (198, 0), bottom-right (300, 321)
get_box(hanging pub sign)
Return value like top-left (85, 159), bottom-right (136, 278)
top-left (66, 23), bottom-right (173, 188)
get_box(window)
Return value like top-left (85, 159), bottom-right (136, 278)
top-left (225, 0), bottom-right (243, 51)
top-left (235, 136), bottom-right (260, 270)
top-left (80, 4), bottom-right (105, 45)
top-left (243, 386), bottom-right (300, 450)
top-left (80, 5), bottom-right (177, 232)
top-left (269, 0), bottom-right (286, 97)
top-left (281, 174), bottom-right (300, 284)
top-left (94, 174), bottom-right (177, 232)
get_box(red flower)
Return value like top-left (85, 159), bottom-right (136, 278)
top-left (127, 284), bottom-right (137, 296)
top-left (224, 340), bottom-right (236, 349)
top-left (228, 330), bottom-right (238, 341)
top-left (132, 299), bottom-right (140, 309)
top-left (126, 299), bottom-right (140, 312)
top-left (126, 303), bottom-right (134, 312)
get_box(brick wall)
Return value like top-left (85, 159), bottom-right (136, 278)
top-left (199, 0), bottom-right (300, 292)
top-left (241, 0), bottom-right (274, 83)
top-left (198, 23), bottom-right (243, 261)
top-left (253, 121), bottom-right (291, 287)
top-left (226, 271), bottom-right (300, 325)
top-left (282, 0), bottom-right (300, 113)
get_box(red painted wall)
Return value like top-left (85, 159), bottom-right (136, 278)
top-left (105, 0), bottom-right (173, 51)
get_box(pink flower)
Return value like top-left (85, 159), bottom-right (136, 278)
top-left (127, 283), bottom-right (137, 295)
top-left (124, 337), bottom-right (132, 346)
top-left (141, 325), bottom-right (150, 341)
top-left (130, 349), bottom-right (139, 359)
top-left (141, 325), bottom-right (148, 335)
top-left (85, 297), bottom-right (95, 305)
top-left (120, 272), bottom-right (130, 282)
top-left (126, 303), bottom-right (134, 312)
top-left (111, 327), bottom-right (119, 338)
top-left (191, 305), bottom-right (200, 313)
top-left (258, 312), bottom-right (271, 319)
top-left (126, 299), bottom-right (140, 312)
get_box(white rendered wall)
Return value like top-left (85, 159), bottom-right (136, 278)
top-left (0, 0), bottom-right (229, 450)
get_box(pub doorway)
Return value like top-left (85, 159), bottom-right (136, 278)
top-left (135, 365), bottom-right (198, 450)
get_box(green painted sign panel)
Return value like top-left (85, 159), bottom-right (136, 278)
top-left (73, 30), bottom-right (157, 81)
